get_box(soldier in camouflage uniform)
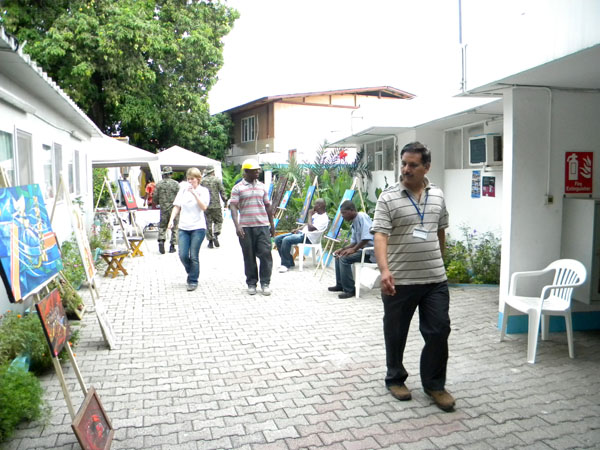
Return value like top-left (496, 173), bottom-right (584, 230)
top-left (201, 166), bottom-right (228, 248)
top-left (153, 166), bottom-right (180, 254)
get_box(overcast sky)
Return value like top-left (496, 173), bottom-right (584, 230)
top-left (208, 0), bottom-right (467, 114)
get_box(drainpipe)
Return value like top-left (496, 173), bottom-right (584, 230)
top-left (459, 0), bottom-right (467, 93)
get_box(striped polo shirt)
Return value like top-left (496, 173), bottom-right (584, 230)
top-left (230, 178), bottom-right (271, 227)
top-left (371, 177), bottom-right (449, 285)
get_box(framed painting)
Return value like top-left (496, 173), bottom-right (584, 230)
top-left (278, 190), bottom-right (292, 210)
top-left (118, 179), bottom-right (137, 210)
top-left (0, 184), bottom-right (63, 302)
top-left (72, 387), bottom-right (114, 450)
top-left (297, 185), bottom-right (316, 224)
top-left (35, 288), bottom-right (71, 357)
top-left (326, 189), bottom-right (356, 240)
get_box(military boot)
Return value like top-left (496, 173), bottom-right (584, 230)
top-left (213, 236), bottom-right (220, 248)
top-left (208, 239), bottom-right (214, 249)
top-left (169, 244), bottom-right (176, 253)
top-left (158, 240), bottom-right (165, 254)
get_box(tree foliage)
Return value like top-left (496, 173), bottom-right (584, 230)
top-left (0, 0), bottom-right (237, 156)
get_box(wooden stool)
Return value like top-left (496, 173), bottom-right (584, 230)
top-left (127, 236), bottom-right (144, 257)
top-left (101, 250), bottom-right (129, 278)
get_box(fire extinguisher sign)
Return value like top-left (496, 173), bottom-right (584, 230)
top-left (565, 151), bottom-right (593, 194)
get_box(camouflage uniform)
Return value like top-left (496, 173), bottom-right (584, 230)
top-left (201, 170), bottom-right (228, 244)
top-left (153, 175), bottom-right (180, 246)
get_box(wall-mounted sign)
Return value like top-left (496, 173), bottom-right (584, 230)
top-left (482, 176), bottom-right (496, 197)
top-left (565, 151), bottom-right (593, 195)
top-left (471, 170), bottom-right (481, 198)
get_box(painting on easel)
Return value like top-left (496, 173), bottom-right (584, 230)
top-left (326, 189), bottom-right (356, 239)
top-left (0, 184), bottom-right (63, 302)
top-left (118, 179), bottom-right (138, 210)
top-left (35, 288), bottom-right (71, 357)
top-left (297, 185), bottom-right (316, 224)
top-left (72, 387), bottom-right (114, 450)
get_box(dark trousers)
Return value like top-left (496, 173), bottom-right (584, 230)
top-left (238, 226), bottom-right (273, 288)
top-left (382, 281), bottom-right (450, 391)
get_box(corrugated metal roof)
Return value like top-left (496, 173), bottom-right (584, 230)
top-left (221, 86), bottom-right (414, 114)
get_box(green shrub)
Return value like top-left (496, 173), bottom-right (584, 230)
top-left (93, 168), bottom-right (111, 208)
top-left (444, 226), bottom-right (501, 284)
top-left (59, 236), bottom-right (86, 289)
top-left (0, 311), bottom-right (79, 374)
top-left (0, 364), bottom-right (45, 442)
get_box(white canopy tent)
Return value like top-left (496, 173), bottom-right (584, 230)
top-left (90, 136), bottom-right (161, 183)
top-left (90, 136), bottom-right (162, 209)
top-left (157, 145), bottom-right (222, 179)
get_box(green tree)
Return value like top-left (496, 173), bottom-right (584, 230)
top-left (0, 0), bottom-right (237, 156)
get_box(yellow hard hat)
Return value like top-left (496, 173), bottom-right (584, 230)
top-left (241, 159), bottom-right (260, 170)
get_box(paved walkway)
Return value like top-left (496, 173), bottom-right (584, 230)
top-left (5, 220), bottom-right (600, 449)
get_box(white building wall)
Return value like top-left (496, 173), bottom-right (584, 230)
top-left (444, 169), bottom-right (503, 240)
top-left (463, 0), bottom-right (600, 91)
top-left (0, 85), bottom-right (96, 314)
top-left (273, 102), bottom-right (354, 164)
top-left (501, 87), bottom-right (600, 307)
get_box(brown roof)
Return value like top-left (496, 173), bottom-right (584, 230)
top-left (222, 86), bottom-right (414, 114)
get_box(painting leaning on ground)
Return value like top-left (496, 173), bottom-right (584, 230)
top-left (0, 184), bottom-right (63, 302)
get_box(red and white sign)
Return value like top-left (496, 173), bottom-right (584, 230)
top-left (565, 151), bottom-right (593, 194)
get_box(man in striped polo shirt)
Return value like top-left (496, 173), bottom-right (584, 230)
top-left (372, 141), bottom-right (455, 412)
top-left (230, 159), bottom-right (275, 296)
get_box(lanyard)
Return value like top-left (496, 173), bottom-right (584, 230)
top-left (407, 190), bottom-right (428, 226)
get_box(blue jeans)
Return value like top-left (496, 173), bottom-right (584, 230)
top-left (274, 232), bottom-right (310, 268)
top-left (334, 251), bottom-right (374, 293)
top-left (178, 228), bottom-right (206, 285)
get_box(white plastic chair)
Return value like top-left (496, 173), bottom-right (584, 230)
top-left (354, 246), bottom-right (380, 298)
top-left (293, 231), bottom-right (324, 271)
top-left (500, 259), bottom-right (587, 364)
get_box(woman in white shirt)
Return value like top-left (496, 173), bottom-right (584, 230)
top-left (167, 168), bottom-right (210, 291)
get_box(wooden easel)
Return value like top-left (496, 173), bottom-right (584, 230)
top-left (51, 175), bottom-right (100, 303)
top-left (35, 283), bottom-right (88, 420)
top-left (318, 177), bottom-right (362, 279)
top-left (94, 176), bottom-right (133, 253)
top-left (51, 175), bottom-right (117, 349)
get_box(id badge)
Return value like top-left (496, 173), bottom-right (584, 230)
top-left (412, 227), bottom-right (428, 240)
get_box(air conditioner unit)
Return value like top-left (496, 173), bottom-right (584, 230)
top-left (469, 134), bottom-right (503, 166)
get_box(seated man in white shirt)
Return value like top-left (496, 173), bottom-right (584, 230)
top-left (274, 198), bottom-right (329, 272)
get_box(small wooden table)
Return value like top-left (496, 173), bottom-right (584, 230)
top-left (101, 250), bottom-right (129, 278)
top-left (127, 236), bottom-right (144, 257)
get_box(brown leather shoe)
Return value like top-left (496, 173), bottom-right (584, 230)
top-left (424, 389), bottom-right (455, 412)
top-left (388, 384), bottom-right (412, 401)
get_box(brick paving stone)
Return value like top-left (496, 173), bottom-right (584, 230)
top-left (349, 424), bottom-right (386, 440)
top-left (319, 430), bottom-right (356, 446)
top-left (285, 434), bottom-right (324, 449)
top-left (229, 431), bottom-right (267, 448)
top-left (252, 441), bottom-right (290, 450)
top-left (263, 426), bottom-right (300, 442)
top-left (341, 436), bottom-right (381, 450)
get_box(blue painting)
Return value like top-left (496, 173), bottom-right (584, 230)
top-left (297, 186), bottom-right (316, 224)
top-left (278, 190), bottom-right (292, 209)
top-left (0, 184), bottom-right (63, 302)
top-left (326, 189), bottom-right (355, 239)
